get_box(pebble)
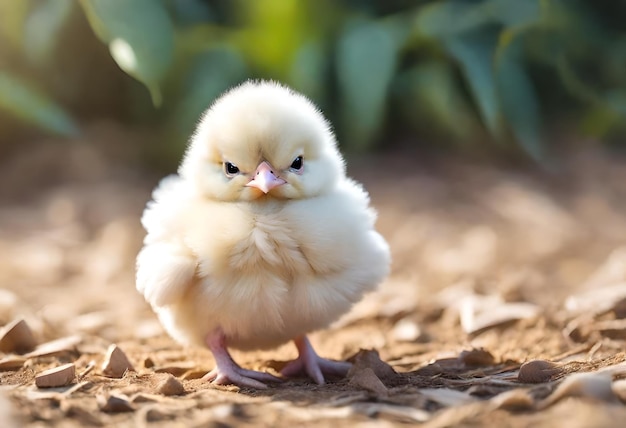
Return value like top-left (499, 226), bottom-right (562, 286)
top-left (101, 344), bottom-right (134, 378)
top-left (157, 374), bottom-right (185, 396)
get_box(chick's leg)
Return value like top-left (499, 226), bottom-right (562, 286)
top-left (203, 329), bottom-right (281, 389)
top-left (281, 336), bottom-right (352, 385)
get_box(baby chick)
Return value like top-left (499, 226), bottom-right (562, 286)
top-left (136, 80), bottom-right (390, 388)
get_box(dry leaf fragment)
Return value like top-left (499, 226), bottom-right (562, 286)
top-left (490, 389), bottom-right (534, 411)
top-left (537, 371), bottom-right (618, 409)
top-left (518, 360), bottom-right (562, 383)
top-left (101, 344), bottom-right (134, 378)
top-left (0, 319), bottom-right (37, 354)
top-left (459, 296), bottom-right (540, 334)
top-left (157, 374), bottom-right (185, 396)
top-left (419, 388), bottom-right (476, 407)
top-left (35, 363), bottom-right (76, 388)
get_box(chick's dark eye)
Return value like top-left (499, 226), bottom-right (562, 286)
top-left (224, 162), bottom-right (239, 176)
top-left (290, 156), bottom-right (303, 171)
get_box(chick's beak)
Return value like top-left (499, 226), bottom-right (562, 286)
top-left (246, 161), bottom-right (286, 194)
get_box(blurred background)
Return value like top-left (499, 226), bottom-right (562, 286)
top-left (1, 0), bottom-right (626, 169)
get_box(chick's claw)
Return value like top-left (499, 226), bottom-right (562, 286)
top-left (281, 336), bottom-right (352, 385)
top-left (203, 365), bottom-right (281, 389)
top-left (204, 330), bottom-right (282, 389)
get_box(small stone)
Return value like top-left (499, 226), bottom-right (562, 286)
top-left (101, 344), bottom-right (134, 378)
top-left (518, 360), bottom-right (561, 383)
top-left (0, 319), bottom-right (37, 354)
top-left (35, 363), bottom-right (76, 388)
top-left (157, 374), bottom-right (185, 396)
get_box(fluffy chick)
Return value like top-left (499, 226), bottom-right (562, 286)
top-left (136, 80), bottom-right (390, 388)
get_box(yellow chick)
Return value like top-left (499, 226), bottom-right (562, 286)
top-left (136, 80), bottom-right (390, 388)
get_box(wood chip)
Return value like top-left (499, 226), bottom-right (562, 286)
top-left (157, 374), bottom-right (185, 396)
top-left (0, 356), bottom-right (26, 371)
top-left (0, 319), bottom-right (37, 354)
top-left (459, 296), bottom-right (540, 334)
top-left (101, 344), bottom-right (134, 378)
top-left (518, 360), bottom-right (561, 383)
top-left (35, 363), bottom-right (76, 388)
top-left (565, 282), bottom-right (626, 316)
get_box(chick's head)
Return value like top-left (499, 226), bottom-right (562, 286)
top-left (180, 81), bottom-right (345, 202)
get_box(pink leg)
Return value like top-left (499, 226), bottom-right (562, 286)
top-left (280, 336), bottom-right (352, 385)
top-left (202, 329), bottom-right (281, 389)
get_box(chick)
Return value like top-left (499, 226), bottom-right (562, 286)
top-left (136, 80), bottom-right (390, 388)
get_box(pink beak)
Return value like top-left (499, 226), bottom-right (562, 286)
top-left (246, 161), bottom-right (286, 194)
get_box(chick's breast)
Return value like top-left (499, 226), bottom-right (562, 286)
top-left (156, 178), bottom-right (390, 351)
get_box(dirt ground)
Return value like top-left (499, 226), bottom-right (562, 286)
top-left (2, 132), bottom-right (626, 427)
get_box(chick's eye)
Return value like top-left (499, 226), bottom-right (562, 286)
top-left (290, 156), bottom-right (303, 171)
top-left (224, 162), bottom-right (239, 176)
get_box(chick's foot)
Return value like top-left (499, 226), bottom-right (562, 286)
top-left (281, 335), bottom-right (351, 385)
top-left (203, 330), bottom-right (281, 389)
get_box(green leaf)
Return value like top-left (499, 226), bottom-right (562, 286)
top-left (0, 72), bottom-right (78, 137)
top-left (402, 61), bottom-right (478, 140)
top-left (486, 0), bottom-right (541, 28)
top-left (173, 48), bottom-right (247, 136)
top-left (0, 1), bottom-right (30, 48)
top-left (414, 1), bottom-right (491, 38)
top-left (336, 19), bottom-right (397, 149)
top-left (79, 0), bottom-right (174, 106)
top-left (289, 40), bottom-right (329, 107)
top-left (23, 0), bottom-right (73, 66)
top-left (445, 30), bottom-right (503, 138)
top-left (495, 32), bottom-right (543, 160)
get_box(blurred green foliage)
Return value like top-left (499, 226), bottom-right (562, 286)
top-left (1, 0), bottom-right (625, 163)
